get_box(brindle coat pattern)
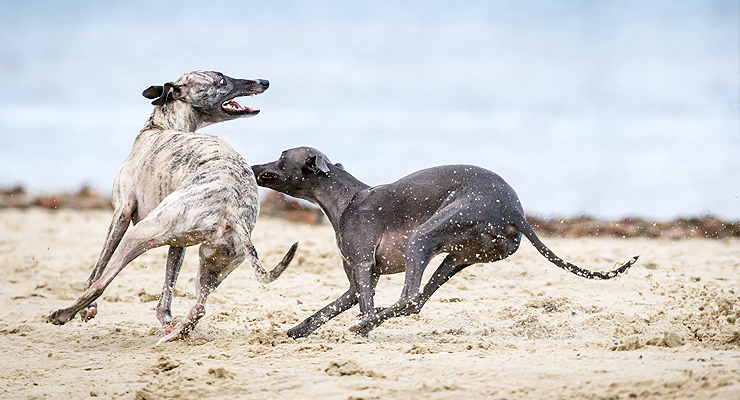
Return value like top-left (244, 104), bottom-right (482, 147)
top-left (48, 71), bottom-right (297, 344)
top-left (252, 147), bottom-right (637, 337)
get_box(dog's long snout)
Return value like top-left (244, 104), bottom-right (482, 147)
top-left (258, 79), bottom-right (269, 89)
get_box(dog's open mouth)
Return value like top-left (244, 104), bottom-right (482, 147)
top-left (222, 95), bottom-right (260, 116)
top-left (258, 172), bottom-right (279, 182)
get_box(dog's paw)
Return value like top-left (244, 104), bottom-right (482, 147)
top-left (163, 318), bottom-right (180, 335)
top-left (157, 320), bottom-right (190, 345)
top-left (286, 326), bottom-right (311, 339)
top-left (48, 309), bottom-right (69, 325)
top-left (79, 306), bottom-right (98, 322)
top-left (348, 321), bottom-right (372, 337)
top-left (156, 330), bottom-right (179, 345)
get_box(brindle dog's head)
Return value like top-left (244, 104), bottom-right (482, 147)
top-left (142, 70), bottom-right (268, 127)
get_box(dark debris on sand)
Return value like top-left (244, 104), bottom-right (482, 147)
top-left (526, 215), bottom-right (739, 240)
top-left (0, 185), bottom-right (112, 211)
top-left (1, 185), bottom-right (736, 239)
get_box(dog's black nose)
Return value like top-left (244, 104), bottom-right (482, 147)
top-left (259, 79), bottom-right (269, 89)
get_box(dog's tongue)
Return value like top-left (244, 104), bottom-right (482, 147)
top-left (223, 98), bottom-right (258, 114)
top-left (223, 100), bottom-right (246, 112)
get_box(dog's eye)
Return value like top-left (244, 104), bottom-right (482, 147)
top-left (218, 77), bottom-right (226, 86)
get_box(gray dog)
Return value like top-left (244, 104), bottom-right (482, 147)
top-left (252, 147), bottom-right (637, 337)
top-left (49, 71), bottom-right (297, 344)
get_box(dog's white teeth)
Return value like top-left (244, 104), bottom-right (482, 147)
top-left (223, 100), bottom-right (243, 111)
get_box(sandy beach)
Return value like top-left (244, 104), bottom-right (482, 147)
top-left (0, 208), bottom-right (737, 399)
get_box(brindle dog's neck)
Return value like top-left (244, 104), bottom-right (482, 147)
top-left (141, 102), bottom-right (202, 132)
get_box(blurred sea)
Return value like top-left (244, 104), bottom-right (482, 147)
top-left (0, 1), bottom-right (738, 220)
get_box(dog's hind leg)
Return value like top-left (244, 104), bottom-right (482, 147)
top-left (156, 230), bottom-right (246, 344)
top-left (157, 246), bottom-right (186, 331)
top-left (396, 253), bottom-right (470, 317)
top-left (79, 205), bottom-right (135, 321)
top-left (49, 216), bottom-right (174, 326)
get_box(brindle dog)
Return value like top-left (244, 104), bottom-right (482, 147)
top-left (49, 71), bottom-right (297, 344)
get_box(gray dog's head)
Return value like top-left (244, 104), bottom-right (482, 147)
top-left (142, 70), bottom-right (269, 127)
top-left (252, 147), bottom-right (341, 200)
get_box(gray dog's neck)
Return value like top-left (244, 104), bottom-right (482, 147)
top-left (310, 167), bottom-right (370, 229)
top-left (141, 102), bottom-right (203, 133)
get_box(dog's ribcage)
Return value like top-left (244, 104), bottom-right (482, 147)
top-left (112, 130), bottom-right (259, 228)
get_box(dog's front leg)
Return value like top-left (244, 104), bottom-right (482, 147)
top-left (286, 287), bottom-right (359, 339)
top-left (353, 261), bottom-right (377, 320)
top-left (345, 260), bottom-right (381, 337)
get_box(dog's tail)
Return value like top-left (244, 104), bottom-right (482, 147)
top-left (511, 214), bottom-right (637, 279)
top-left (247, 242), bottom-right (298, 284)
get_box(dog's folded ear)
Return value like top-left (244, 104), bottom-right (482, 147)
top-left (142, 85), bottom-right (163, 99)
top-left (305, 155), bottom-right (330, 175)
top-left (143, 82), bottom-right (180, 106)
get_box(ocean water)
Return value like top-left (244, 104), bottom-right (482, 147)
top-left (0, 1), bottom-right (738, 220)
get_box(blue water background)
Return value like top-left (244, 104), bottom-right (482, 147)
top-left (1, 1), bottom-right (738, 220)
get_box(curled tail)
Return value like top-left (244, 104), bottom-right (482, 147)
top-left (246, 242), bottom-right (298, 284)
top-left (512, 216), bottom-right (637, 280)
